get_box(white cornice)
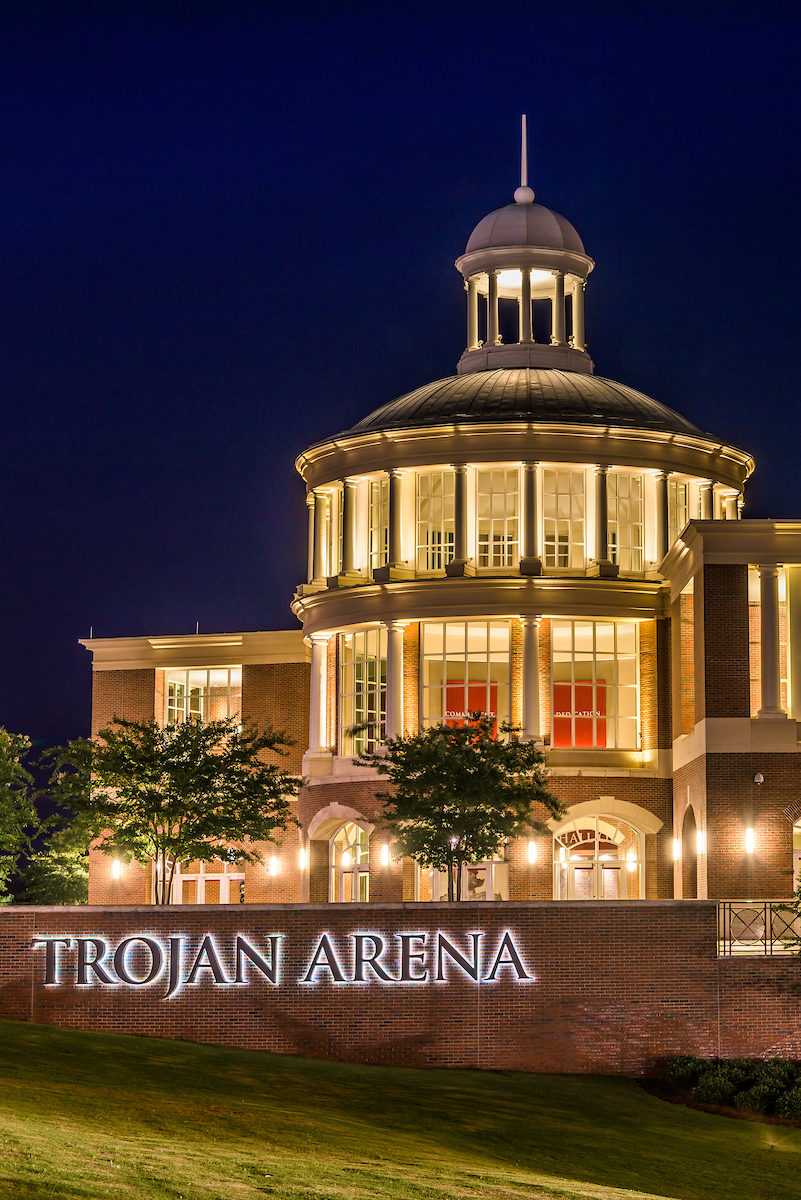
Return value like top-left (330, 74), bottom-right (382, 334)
top-left (661, 520), bottom-right (801, 602)
top-left (79, 630), bottom-right (309, 671)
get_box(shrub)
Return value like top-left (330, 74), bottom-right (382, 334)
top-left (734, 1083), bottom-right (777, 1115)
top-left (754, 1058), bottom-right (798, 1091)
top-left (693, 1068), bottom-right (739, 1106)
top-left (661, 1055), bottom-right (707, 1088)
top-left (775, 1088), bottom-right (801, 1119)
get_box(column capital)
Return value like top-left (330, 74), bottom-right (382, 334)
top-left (519, 614), bottom-right (542, 627)
top-left (596, 463), bottom-right (609, 476)
top-left (758, 563), bottom-right (780, 576)
top-left (306, 491), bottom-right (316, 508)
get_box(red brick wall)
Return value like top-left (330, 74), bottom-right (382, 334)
top-left (242, 663), bottom-right (309, 773)
top-left (402, 623), bottom-right (420, 736)
top-left (701, 564), bottom-right (751, 719)
top-left (8, 901), bottom-right (801, 1074)
top-left (91, 669), bottom-right (157, 736)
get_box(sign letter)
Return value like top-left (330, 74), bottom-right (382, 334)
top-left (436, 932), bottom-right (481, 981)
top-left (301, 934), bottom-right (346, 983)
top-left (186, 936), bottom-right (228, 985)
top-left (484, 931), bottom-right (530, 981)
top-left (76, 938), bottom-right (114, 985)
top-left (353, 934), bottom-right (393, 982)
top-left (399, 933), bottom-right (428, 982)
top-left (113, 937), bottom-right (164, 985)
top-left (235, 936), bottom-right (280, 985)
top-left (31, 938), bottom-right (71, 985)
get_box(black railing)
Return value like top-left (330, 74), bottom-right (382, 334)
top-left (718, 901), bottom-right (799, 956)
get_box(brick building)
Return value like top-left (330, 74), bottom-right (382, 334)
top-left (81, 165), bottom-right (801, 910)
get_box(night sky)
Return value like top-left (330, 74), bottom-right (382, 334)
top-left (1, 2), bottom-right (800, 751)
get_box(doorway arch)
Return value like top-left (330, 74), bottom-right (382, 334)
top-left (682, 805), bottom-right (698, 899)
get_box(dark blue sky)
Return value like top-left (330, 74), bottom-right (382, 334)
top-left (1, 2), bottom-right (800, 749)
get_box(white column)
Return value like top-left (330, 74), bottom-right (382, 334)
top-left (595, 466), bottom-right (609, 562)
top-left (306, 492), bottom-right (315, 583)
top-left (341, 478), bottom-right (357, 573)
top-left (454, 464), bottom-right (468, 561)
top-left (520, 461), bottom-right (540, 574)
top-left (487, 271), bottom-right (500, 345)
top-left (759, 565), bottom-right (785, 717)
top-left (551, 272), bottom-right (566, 346)
top-left (521, 617), bottom-right (542, 741)
top-left (699, 482), bottom-right (713, 520)
top-left (467, 279), bottom-right (479, 350)
top-left (724, 495), bottom-right (738, 520)
top-left (309, 636), bottom-right (329, 750)
top-left (385, 621), bottom-right (405, 740)
top-left (571, 280), bottom-right (585, 351)
top-left (388, 469), bottom-right (403, 565)
top-left (312, 490), bottom-right (328, 581)
top-left (655, 472), bottom-right (668, 561)
top-left (519, 268), bottom-right (532, 343)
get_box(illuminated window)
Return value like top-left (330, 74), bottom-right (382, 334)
top-left (325, 485), bottom-right (343, 577)
top-left (165, 667), bottom-right (242, 725)
top-left (417, 471), bottom-right (455, 571)
top-left (419, 857), bottom-right (509, 902)
top-left (160, 859), bottom-right (245, 904)
top-left (477, 469), bottom-right (518, 567)
top-left (421, 620), bottom-right (510, 731)
top-left (553, 815), bottom-right (643, 900)
top-left (543, 469), bottom-right (585, 569)
top-left (608, 473), bottom-right (643, 571)
top-left (551, 620), bottom-right (638, 749)
top-left (748, 567), bottom-right (788, 717)
top-left (330, 822), bottom-right (369, 902)
top-left (339, 629), bottom-right (386, 754)
top-left (369, 478), bottom-right (389, 572)
top-left (668, 479), bottom-right (689, 545)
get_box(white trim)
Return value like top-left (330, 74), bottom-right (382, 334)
top-left (548, 797), bottom-right (664, 837)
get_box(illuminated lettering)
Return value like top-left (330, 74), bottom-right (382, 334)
top-left (353, 934), bottom-right (393, 982)
top-left (31, 937), bottom-right (71, 985)
top-left (484, 931), bottom-right (530, 981)
top-left (76, 938), bottom-right (114, 985)
top-left (235, 935), bottom-right (280, 984)
top-left (165, 937), bottom-right (183, 999)
top-left (113, 937), bottom-right (163, 986)
top-left (186, 936), bottom-right (228, 985)
top-left (399, 933), bottom-right (428, 981)
top-left (301, 934), bottom-right (346, 983)
top-left (436, 932), bottom-right (481, 981)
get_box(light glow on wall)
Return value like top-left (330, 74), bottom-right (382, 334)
top-left (299, 848), bottom-right (307, 871)
top-left (626, 848), bottom-right (637, 873)
top-left (696, 831), bottom-right (706, 855)
top-left (269, 857), bottom-right (278, 876)
top-left (112, 860), bottom-right (121, 880)
top-left (527, 840), bottom-right (537, 864)
top-left (380, 844), bottom-right (389, 867)
top-left (496, 268), bottom-right (554, 290)
top-left (745, 828), bottom-right (755, 854)
top-left (673, 838), bottom-right (680, 861)
top-left (342, 851), bottom-right (351, 868)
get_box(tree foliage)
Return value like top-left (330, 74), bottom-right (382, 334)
top-left (46, 716), bottom-right (300, 903)
top-left (0, 728), bottom-right (38, 903)
top-left (356, 714), bottom-right (563, 900)
top-left (20, 811), bottom-right (93, 905)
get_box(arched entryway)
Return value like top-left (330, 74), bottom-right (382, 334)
top-left (681, 805), bottom-right (698, 899)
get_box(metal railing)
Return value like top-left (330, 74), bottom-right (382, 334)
top-left (718, 901), bottom-right (800, 956)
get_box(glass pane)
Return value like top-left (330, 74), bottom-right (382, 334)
top-left (573, 867), bottom-right (594, 900)
top-left (204, 879), bottom-right (221, 904)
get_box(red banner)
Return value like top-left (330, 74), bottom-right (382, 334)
top-left (552, 682), bottom-right (606, 748)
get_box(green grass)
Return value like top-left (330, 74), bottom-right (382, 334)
top-left (0, 1021), bottom-right (796, 1199)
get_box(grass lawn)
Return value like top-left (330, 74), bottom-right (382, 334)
top-left (0, 1021), bottom-right (797, 1199)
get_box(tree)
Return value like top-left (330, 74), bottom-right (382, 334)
top-left (0, 727), bottom-right (39, 903)
top-left (20, 811), bottom-right (94, 905)
top-left (356, 714), bottom-right (563, 900)
top-left (47, 716), bottom-right (300, 903)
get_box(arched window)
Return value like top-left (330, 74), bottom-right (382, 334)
top-left (330, 822), bottom-right (370, 902)
top-left (553, 815), bottom-right (643, 900)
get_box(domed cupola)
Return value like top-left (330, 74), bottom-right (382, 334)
top-left (455, 116), bottom-right (594, 377)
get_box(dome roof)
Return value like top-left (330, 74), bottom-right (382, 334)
top-left (466, 202), bottom-right (585, 256)
top-left (342, 369), bottom-right (702, 438)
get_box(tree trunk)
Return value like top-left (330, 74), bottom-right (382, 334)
top-left (455, 857), bottom-right (463, 902)
top-left (446, 856), bottom-right (454, 902)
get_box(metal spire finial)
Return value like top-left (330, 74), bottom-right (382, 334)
top-left (515, 114), bottom-right (535, 204)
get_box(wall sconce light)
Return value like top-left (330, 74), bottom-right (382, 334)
top-left (527, 840), bottom-right (537, 864)
top-left (559, 847), bottom-right (566, 863)
top-left (298, 848), bottom-right (307, 871)
top-left (696, 831), bottom-right (706, 855)
top-left (380, 844), bottom-right (389, 867)
top-left (112, 860), bottom-right (121, 880)
top-left (626, 848), bottom-right (637, 873)
top-left (342, 851), bottom-right (351, 868)
top-left (269, 856), bottom-right (279, 876)
top-left (745, 828), bottom-right (755, 854)
top-left (673, 838), bottom-right (681, 862)
top-left (754, 773), bottom-right (764, 786)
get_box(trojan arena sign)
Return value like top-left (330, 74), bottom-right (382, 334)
top-left (32, 929), bottom-right (531, 998)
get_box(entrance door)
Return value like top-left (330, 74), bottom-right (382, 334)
top-left (554, 815), bottom-right (643, 900)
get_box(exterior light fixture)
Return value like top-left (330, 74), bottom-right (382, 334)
top-left (745, 828), bottom-right (755, 855)
top-left (298, 848), bottom-right (307, 871)
top-left (559, 847), bottom-right (566, 864)
top-left (673, 838), bottom-right (680, 862)
top-left (380, 844), bottom-right (389, 867)
top-left (269, 856), bottom-right (278, 876)
top-left (754, 773), bottom-right (764, 786)
top-left (697, 831), bottom-right (706, 855)
top-left (112, 860), bottom-right (121, 880)
top-left (527, 840), bottom-right (537, 864)
top-left (626, 848), bottom-right (637, 873)
top-left (342, 851), bottom-right (351, 868)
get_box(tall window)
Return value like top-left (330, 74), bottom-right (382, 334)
top-left (369, 478), bottom-right (389, 572)
top-left (553, 815), bottom-right (642, 900)
top-left (165, 668), bottom-right (242, 725)
top-left (668, 479), bottom-right (689, 545)
top-left (551, 620), bottom-right (638, 749)
top-left (477, 469), bottom-right (518, 567)
top-left (748, 567), bottom-right (788, 718)
top-left (543, 469), bottom-right (585, 568)
top-left (330, 822), bottom-right (369, 902)
top-left (417, 471), bottom-right (455, 571)
top-left (421, 620), bottom-right (510, 730)
top-left (326, 485), bottom-right (343, 577)
top-left (339, 628), bottom-right (386, 755)
top-left (608, 473), bottom-right (643, 571)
